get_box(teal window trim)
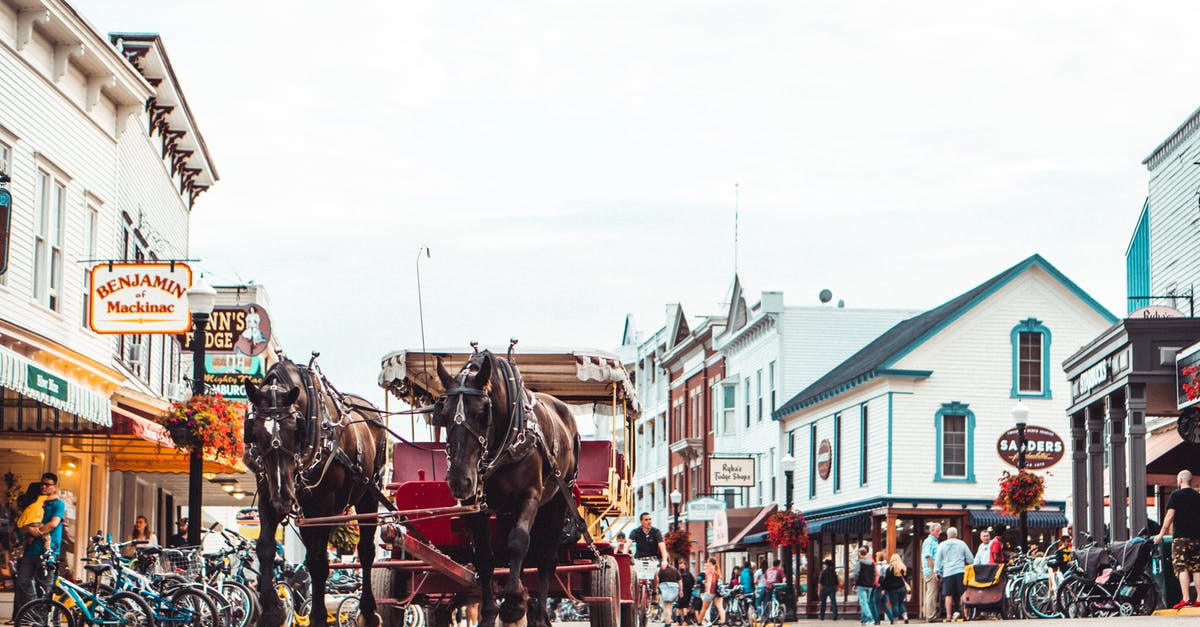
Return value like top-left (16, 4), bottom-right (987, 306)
top-left (808, 424), bottom-right (817, 498)
top-left (833, 413), bottom-right (842, 493)
top-left (859, 404), bottom-right (868, 487)
top-left (934, 401), bottom-right (976, 483)
top-left (1011, 318), bottom-right (1052, 399)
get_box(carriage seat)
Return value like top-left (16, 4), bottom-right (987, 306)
top-left (576, 440), bottom-right (613, 496)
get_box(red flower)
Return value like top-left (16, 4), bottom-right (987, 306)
top-left (665, 529), bottom-right (692, 559)
top-left (158, 394), bottom-right (246, 461)
top-left (994, 470), bottom-right (1045, 516)
top-left (767, 509), bottom-right (809, 550)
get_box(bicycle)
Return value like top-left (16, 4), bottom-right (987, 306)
top-left (755, 584), bottom-right (786, 627)
top-left (88, 534), bottom-right (220, 627)
top-left (632, 558), bottom-right (660, 627)
top-left (14, 548), bottom-right (155, 627)
top-left (723, 588), bottom-right (751, 627)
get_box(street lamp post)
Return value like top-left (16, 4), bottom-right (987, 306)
top-left (780, 453), bottom-right (797, 620)
top-left (186, 277), bottom-right (216, 546)
top-left (670, 489), bottom-right (682, 531)
top-left (1011, 402), bottom-right (1030, 551)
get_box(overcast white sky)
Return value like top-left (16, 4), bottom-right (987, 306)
top-left (77, 1), bottom-right (1200, 400)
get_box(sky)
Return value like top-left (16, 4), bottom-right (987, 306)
top-left (76, 1), bottom-right (1200, 402)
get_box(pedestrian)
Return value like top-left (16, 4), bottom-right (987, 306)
top-left (851, 546), bottom-right (877, 625)
top-left (753, 557), bottom-right (768, 617)
top-left (921, 522), bottom-right (942, 621)
top-left (933, 527), bottom-right (972, 622)
top-left (972, 529), bottom-right (995, 566)
top-left (880, 554), bottom-right (910, 624)
top-left (818, 558), bottom-right (840, 621)
top-left (677, 559), bottom-right (697, 625)
top-left (12, 473), bottom-right (64, 622)
top-left (699, 556), bottom-right (726, 626)
top-left (740, 560), bottom-right (754, 596)
top-left (122, 515), bottom-right (157, 558)
top-left (873, 550), bottom-right (887, 625)
top-left (166, 518), bottom-right (189, 548)
top-left (1153, 469), bottom-right (1200, 609)
top-left (660, 561), bottom-right (682, 626)
top-left (615, 531), bottom-right (630, 554)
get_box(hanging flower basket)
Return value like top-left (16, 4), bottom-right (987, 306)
top-left (994, 470), bottom-right (1046, 516)
top-left (157, 394), bottom-right (246, 460)
top-left (767, 509), bottom-right (809, 551)
top-left (664, 528), bottom-right (692, 560)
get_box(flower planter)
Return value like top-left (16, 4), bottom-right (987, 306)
top-left (168, 425), bottom-right (195, 447)
top-left (157, 394), bottom-right (245, 460)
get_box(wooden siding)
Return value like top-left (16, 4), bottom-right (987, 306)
top-left (1146, 124), bottom-right (1200, 308)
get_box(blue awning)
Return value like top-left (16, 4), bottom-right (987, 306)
top-left (743, 531), bottom-right (769, 545)
top-left (968, 510), bottom-right (1067, 530)
top-left (807, 512), bottom-right (871, 535)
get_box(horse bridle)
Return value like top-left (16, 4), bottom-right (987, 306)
top-left (244, 382), bottom-right (310, 473)
top-left (439, 369), bottom-right (496, 479)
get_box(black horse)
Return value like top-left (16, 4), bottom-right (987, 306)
top-left (244, 357), bottom-right (389, 627)
top-left (433, 350), bottom-right (582, 627)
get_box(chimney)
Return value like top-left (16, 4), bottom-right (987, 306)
top-left (761, 291), bottom-right (784, 314)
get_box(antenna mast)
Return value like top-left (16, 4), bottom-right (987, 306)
top-left (733, 182), bottom-right (740, 275)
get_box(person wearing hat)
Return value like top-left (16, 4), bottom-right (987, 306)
top-left (818, 557), bottom-right (841, 620)
top-left (166, 518), bottom-right (189, 548)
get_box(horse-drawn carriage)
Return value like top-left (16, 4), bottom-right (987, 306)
top-left (365, 345), bottom-right (640, 627)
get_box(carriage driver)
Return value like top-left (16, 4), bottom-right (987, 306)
top-left (630, 512), bottom-right (669, 564)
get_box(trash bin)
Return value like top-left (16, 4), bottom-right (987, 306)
top-left (1157, 536), bottom-right (1182, 608)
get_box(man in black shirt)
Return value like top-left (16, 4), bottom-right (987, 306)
top-left (818, 558), bottom-right (840, 620)
top-left (1155, 469), bottom-right (1200, 609)
top-left (166, 518), bottom-right (188, 548)
top-left (629, 512), bottom-right (668, 562)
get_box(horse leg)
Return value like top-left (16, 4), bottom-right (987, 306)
top-left (258, 503), bottom-right (287, 627)
top-left (467, 512), bottom-right (498, 627)
top-left (527, 500), bottom-right (566, 627)
top-left (356, 493), bottom-right (381, 627)
top-left (498, 493), bottom-right (539, 627)
top-left (302, 525), bottom-right (333, 627)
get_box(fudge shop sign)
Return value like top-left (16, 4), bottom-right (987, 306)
top-left (89, 263), bottom-right (192, 334)
top-left (710, 457), bottom-right (755, 487)
top-left (997, 426), bottom-right (1064, 470)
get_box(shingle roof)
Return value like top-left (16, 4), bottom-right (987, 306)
top-left (772, 254), bottom-right (1117, 418)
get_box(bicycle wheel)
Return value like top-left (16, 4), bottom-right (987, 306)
top-left (171, 587), bottom-right (221, 627)
top-left (276, 583), bottom-right (297, 627)
top-left (1022, 577), bottom-right (1060, 619)
top-left (222, 581), bottom-right (257, 627)
top-left (110, 591), bottom-right (156, 627)
top-left (336, 596), bottom-right (361, 627)
top-left (405, 604), bottom-right (426, 627)
top-left (14, 598), bottom-right (75, 627)
top-left (1130, 574), bottom-right (1159, 616)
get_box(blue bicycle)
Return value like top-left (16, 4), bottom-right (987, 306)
top-left (14, 548), bottom-right (154, 627)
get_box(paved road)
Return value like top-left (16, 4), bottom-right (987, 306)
top-left (556, 615), bottom-right (1200, 627)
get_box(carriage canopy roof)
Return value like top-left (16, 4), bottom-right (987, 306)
top-left (378, 346), bottom-right (639, 415)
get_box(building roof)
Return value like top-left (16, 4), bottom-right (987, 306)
top-left (773, 254), bottom-right (1117, 418)
top-left (1142, 103), bottom-right (1200, 170)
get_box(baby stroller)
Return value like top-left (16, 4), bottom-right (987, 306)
top-left (962, 563), bottom-right (1005, 620)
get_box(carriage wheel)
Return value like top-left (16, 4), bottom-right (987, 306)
top-left (371, 567), bottom-right (402, 626)
top-left (588, 555), bottom-right (620, 627)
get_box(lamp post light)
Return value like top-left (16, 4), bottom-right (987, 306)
top-left (1011, 401), bottom-right (1030, 551)
top-left (780, 453), bottom-right (797, 620)
top-left (185, 277), bottom-right (216, 546)
top-left (670, 488), bottom-right (682, 531)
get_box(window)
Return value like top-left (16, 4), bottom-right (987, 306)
top-left (690, 387), bottom-right (701, 437)
top-left (769, 361), bottom-right (776, 411)
top-left (722, 384), bottom-right (736, 433)
top-left (860, 404), bottom-right (869, 486)
top-left (935, 402), bottom-right (976, 482)
top-left (744, 377), bottom-right (751, 428)
top-left (1011, 319), bottom-right (1051, 398)
top-left (756, 370), bottom-right (763, 422)
top-left (33, 171), bottom-right (65, 311)
top-left (769, 447), bottom-right (776, 502)
top-left (81, 205), bottom-right (98, 326)
top-left (833, 413), bottom-right (842, 492)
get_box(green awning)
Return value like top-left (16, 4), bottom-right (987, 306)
top-left (0, 345), bottom-right (111, 426)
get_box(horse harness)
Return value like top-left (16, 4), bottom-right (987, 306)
top-left (439, 356), bottom-right (596, 555)
top-left (246, 361), bottom-right (395, 518)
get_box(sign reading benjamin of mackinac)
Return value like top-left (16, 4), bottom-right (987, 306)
top-left (997, 425), bottom-right (1064, 470)
top-left (203, 354), bottom-right (264, 400)
top-left (710, 457), bottom-right (755, 487)
top-left (178, 304), bottom-right (272, 356)
top-left (89, 263), bottom-right (192, 334)
top-left (1176, 341), bottom-right (1200, 411)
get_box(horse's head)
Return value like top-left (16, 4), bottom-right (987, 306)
top-left (433, 352), bottom-right (496, 500)
top-left (244, 373), bottom-right (304, 515)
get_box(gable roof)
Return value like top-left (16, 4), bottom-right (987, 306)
top-left (773, 254), bottom-right (1117, 418)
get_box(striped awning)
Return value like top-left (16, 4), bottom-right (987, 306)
top-left (968, 510), bottom-right (1068, 530)
top-left (807, 512), bottom-right (872, 535)
top-left (0, 345), bottom-right (111, 426)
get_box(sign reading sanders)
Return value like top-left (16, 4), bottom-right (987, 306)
top-left (997, 425), bottom-right (1064, 470)
top-left (89, 263), bottom-right (192, 334)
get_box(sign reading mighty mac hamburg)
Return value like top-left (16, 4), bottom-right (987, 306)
top-left (997, 426), bottom-right (1064, 469)
top-left (89, 263), bottom-right (192, 334)
top-left (177, 304), bottom-right (272, 356)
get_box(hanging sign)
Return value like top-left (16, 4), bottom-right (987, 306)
top-left (27, 364), bottom-right (68, 402)
top-left (178, 304), bottom-right (272, 356)
top-left (1128, 306), bottom-right (1184, 320)
top-left (686, 497), bottom-right (726, 522)
top-left (710, 457), bottom-right (755, 487)
top-left (997, 426), bottom-right (1064, 469)
top-left (89, 263), bottom-right (192, 334)
top-left (711, 509), bottom-right (730, 546)
top-left (203, 354), bottom-right (265, 399)
top-left (817, 439), bottom-right (832, 480)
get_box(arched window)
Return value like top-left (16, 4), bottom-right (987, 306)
top-left (1011, 318), bottom-right (1052, 398)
